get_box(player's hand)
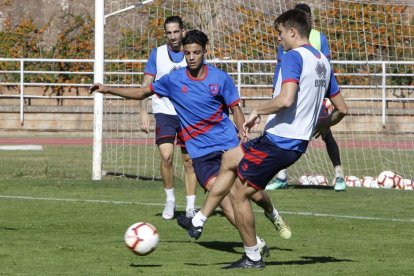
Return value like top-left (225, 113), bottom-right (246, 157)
top-left (140, 111), bottom-right (150, 134)
top-left (238, 130), bottom-right (248, 144)
top-left (243, 110), bottom-right (261, 137)
top-left (89, 83), bottom-right (108, 94)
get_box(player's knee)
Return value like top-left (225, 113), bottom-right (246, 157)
top-left (182, 155), bottom-right (193, 168)
top-left (160, 152), bottom-right (173, 165)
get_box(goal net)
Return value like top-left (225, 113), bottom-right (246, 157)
top-left (98, 0), bottom-right (414, 185)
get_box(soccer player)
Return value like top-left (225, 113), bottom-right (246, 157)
top-left (90, 29), bottom-right (291, 257)
top-left (139, 16), bottom-right (197, 219)
top-left (266, 3), bottom-right (347, 192)
top-left (177, 9), bottom-right (348, 269)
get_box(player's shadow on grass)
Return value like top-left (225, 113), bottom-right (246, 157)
top-left (1, 227), bottom-right (19, 230)
top-left (130, 263), bottom-right (162, 268)
top-left (264, 255), bottom-right (354, 266)
top-left (195, 241), bottom-right (292, 255)
top-left (185, 255), bottom-right (353, 268)
top-left (196, 241), bottom-right (241, 254)
top-left (289, 184), bottom-right (334, 190)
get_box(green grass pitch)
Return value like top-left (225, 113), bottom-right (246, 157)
top-left (0, 144), bottom-right (413, 275)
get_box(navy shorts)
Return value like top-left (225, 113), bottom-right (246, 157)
top-left (192, 151), bottom-right (224, 190)
top-left (238, 135), bottom-right (302, 190)
top-left (154, 113), bottom-right (184, 147)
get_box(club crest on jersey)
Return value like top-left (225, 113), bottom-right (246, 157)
top-left (181, 85), bottom-right (188, 93)
top-left (315, 62), bottom-right (327, 78)
top-left (209, 84), bottom-right (219, 96)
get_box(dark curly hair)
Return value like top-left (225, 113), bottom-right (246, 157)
top-left (182, 29), bottom-right (209, 50)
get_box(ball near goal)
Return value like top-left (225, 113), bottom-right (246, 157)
top-left (96, 1), bottom-right (414, 183)
top-left (377, 170), bottom-right (402, 189)
top-left (345, 175), bottom-right (362, 188)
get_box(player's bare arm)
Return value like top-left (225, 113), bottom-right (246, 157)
top-left (243, 109), bottom-right (261, 135)
top-left (243, 82), bottom-right (297, 134)
top-left (230, 104), bottom-right (246, 142)
top-left (139, 74), bottom-right (155, 133)
top-left (89, 83), bottom-right (154, 100)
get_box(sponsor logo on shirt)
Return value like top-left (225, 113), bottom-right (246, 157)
top-left (315, 61), bottom-right (327, 87)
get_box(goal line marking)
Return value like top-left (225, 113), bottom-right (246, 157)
top-left (1, 194), bottom-right (412, 223)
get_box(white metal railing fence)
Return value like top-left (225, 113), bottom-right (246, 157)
top-left (0, 58), bottom-right (413, 126)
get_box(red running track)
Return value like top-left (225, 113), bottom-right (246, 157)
top-left (0, 137), bottom-right (412, 149)
top-left (0, 137), bottom-right (155, 145)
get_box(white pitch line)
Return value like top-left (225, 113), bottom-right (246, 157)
top-left (0, 145), bottom-right (42, 150)
top-left (1, 194), bottom-right (413, 223)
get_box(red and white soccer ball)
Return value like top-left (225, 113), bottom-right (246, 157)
top-left (124, 222), bottom-right (159, 256)
top-left (298, 175), bottom-right (316, 185)
top-left (377, 170), bottom-right (402, 189)
top-left (315, 175), bottom-right (329, 186)
top-left (370, 178), bottom-right (380, 189)
top-left (360, 176), bottom-right (378, 188)
top-left (402, 179), bottom-right (414, 190)
top-left (323, 99), bottom-right (334, 114)
top-left (394, 177), bottom-right (407, 190)
top-left (345, 175), bottom-right (361, 187)
top-left (299, 175), bottom-right (328, 186)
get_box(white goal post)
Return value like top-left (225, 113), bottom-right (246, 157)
top-left (93, 0), bottom-right (414, 185)
top-left (92, 0), bottom-right (155, 180)
top-left (92, 0), bottom-right (104, 180)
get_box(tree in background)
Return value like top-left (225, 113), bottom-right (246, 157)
top-left (315, 2), bottom-right (413, 86)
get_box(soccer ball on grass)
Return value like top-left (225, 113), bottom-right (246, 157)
top-left (377, 170), bottom-right (402, 189)
top-left (401, 179), bottom-right (413, 190)
top-left (360, 176), bottom-right (378, 188)
top-left (298, 174), bottom-right (328, 186)
top-left (124, 222), bottom-right (159, 256)
top-left (345, 175), bottom-right (361, 187)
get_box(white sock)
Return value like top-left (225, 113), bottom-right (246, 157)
top-left (164, 188), bottom-right (175, 202)
top-left (244, 244), bottom-right (261, 261)
top-left (277, 169), bottom-right (288, 181)
top-left (335, 166), bottom-right (344, 178)
top-left (256, 236), bottom-right (265, 247)
top-left (265, 207), bottom-right (279, 221)
top-left (191, 211), bottom-right (207, 227)
top-left (186, 195), bottom-right (196, 210)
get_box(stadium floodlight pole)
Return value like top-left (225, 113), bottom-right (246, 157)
top-left (92, 0), bottom-right (154, 180)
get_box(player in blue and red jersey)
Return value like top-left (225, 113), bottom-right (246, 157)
top-left (90, 29), bottom-right (292, 258)
top-left (267, 3), bottom-right (347, 192)
top-left (177, 9), bottom-right (348, 269)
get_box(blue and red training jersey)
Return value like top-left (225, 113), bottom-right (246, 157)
top-left (150, 64), bottom-right (241, 158)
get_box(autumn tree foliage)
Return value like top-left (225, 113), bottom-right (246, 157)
top-left (0, 1), bottom-right (412, 87)
top-left (315, 2), bottom-right (413, 85)
top-left (0, 17), bottom-right (47, 58)
top-left (0, 12), bottom-right (94, 84)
